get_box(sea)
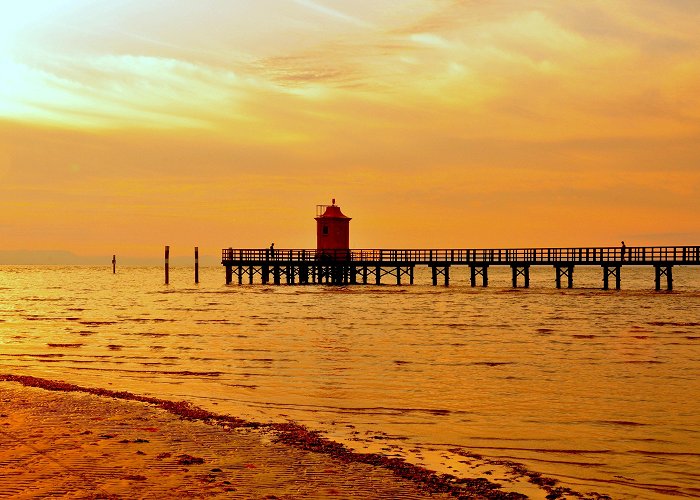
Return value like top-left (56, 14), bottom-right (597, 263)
top-left (1, 264), bottom-right (699, 499)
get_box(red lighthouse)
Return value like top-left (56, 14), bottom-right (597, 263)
top-left (316, 199), bottom-right (351, 257)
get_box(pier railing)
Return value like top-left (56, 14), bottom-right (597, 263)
top-left (222, 246), bottom-right (700, 265)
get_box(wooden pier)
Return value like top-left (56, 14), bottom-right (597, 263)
top-left (221, 246), bottom-right (700, 290)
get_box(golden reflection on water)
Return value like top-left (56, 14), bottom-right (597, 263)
top-left (0, 265), bottom-right (699, 498)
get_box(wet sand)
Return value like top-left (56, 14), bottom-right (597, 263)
top-left (0, 376), bottom-right (539, 499)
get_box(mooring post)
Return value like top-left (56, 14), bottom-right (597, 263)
top-left (165, 246), bottom-right (170, 284)
top-left (194, 246), bottom-right (199, 284)
top-left (112, 255), bottom-right (116, 274)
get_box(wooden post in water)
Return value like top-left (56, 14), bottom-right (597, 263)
top-left (112, 255), bottom-right (116, 274)
top-left (165, 245), bottom-right (170, 285)
top-left (194, 246), bottom-right (199, 284)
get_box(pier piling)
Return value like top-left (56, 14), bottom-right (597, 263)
top-left (555, 265), bottom-right (574, 289)
top-left (655, 265), bottom-right (673, 291)
top-left (470, 265), bottom-right (488, 287)
top-left (602, 265), bottom-right (621, 290)
top-left (511, 265), bottom-right (530, 288)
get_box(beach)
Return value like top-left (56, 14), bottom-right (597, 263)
top-left (0, 377), bottom-right (549, 499)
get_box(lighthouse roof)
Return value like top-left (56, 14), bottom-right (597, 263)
top-left (316, 200), bottom-right (351, 220)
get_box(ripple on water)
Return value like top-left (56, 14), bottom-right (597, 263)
top-left (648, 321), bottom-right (700, 327)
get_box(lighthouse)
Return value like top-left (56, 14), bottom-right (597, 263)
top-left (316, 199), bottom-right (351, 258)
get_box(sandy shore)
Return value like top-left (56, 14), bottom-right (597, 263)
top-left (1, 381), bottom-right (453, 499)
top-left (0, 376), bottom-right (579, 499)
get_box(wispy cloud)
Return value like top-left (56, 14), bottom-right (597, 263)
top-left (292, 0), bottom-right (373, 29)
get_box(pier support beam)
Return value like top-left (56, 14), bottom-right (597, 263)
top-left (430, 265), bottom-right (450, 286)
top-left (654, 265), bottom-right (673, 291)
top-left (273, 266), bottom-right (281, 285)
top-left (225, 265), bottom-right (233, 285)
top-left (395, 266), bottom-right (414, 286)
top-left (602, 265), bottom-right (621, 290)
top-left (470, 265), bottom-right (489, 287)
top-left (511, 265), bottom-right (530, 288)
top-left (554, 265), bottom-right (574, 289)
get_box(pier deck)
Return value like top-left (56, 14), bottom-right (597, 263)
top-left (221, 246), bottom-right (700, 290)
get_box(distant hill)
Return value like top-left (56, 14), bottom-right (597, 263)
top-left (0, 250), bottom-right (220, 266)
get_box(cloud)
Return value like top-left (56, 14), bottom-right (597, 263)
top-left (292, 0), bottom-right (373, 29)
top-left (1, 1), bottom-right (699, 253)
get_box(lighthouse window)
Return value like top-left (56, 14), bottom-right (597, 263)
top-left (323, 225), bottom-right (329, 235)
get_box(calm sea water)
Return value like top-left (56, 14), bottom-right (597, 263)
top-left (1, 265), bottom-right (699, 498)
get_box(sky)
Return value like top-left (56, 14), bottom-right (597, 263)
top-left (1, 0), bottom-right (699, 261)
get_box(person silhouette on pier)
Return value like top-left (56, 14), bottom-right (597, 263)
top-left (621, 241), bottom-right (626, 262)
top-left (269, 242), bottom-right (275, 259)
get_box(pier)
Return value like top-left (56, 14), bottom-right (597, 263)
top-left (222, 246), bottom-right (700, 290)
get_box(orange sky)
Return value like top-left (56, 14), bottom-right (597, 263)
top-left (1, 1), bottom-right (699, 260)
